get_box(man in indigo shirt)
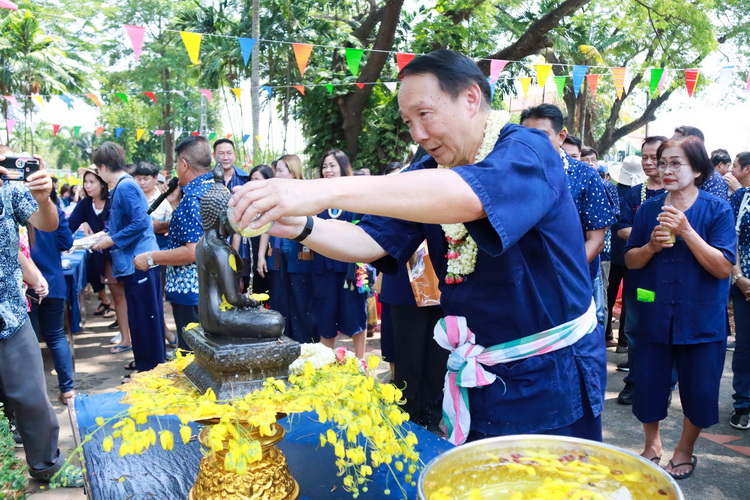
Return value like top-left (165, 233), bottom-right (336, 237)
top-left (228, 50), bottom-right (606, 445)
top-left (136, 136), bottom-right (214, 350)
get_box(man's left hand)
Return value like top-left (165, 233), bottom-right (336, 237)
top-left (92, 235), bottom-right (114, 250)
top-left (134, 252), bottom-right (151, 271)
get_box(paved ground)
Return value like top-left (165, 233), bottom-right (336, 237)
top-left (18, 292), bottom-right (750, 499)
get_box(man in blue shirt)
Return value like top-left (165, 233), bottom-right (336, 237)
top-left (136, 136), bottom-right (215, 350)
top-left (228, 50), bottom-right (605, 444)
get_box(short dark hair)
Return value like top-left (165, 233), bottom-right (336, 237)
top-left (642, 136), bottom-right (668, 149)
top-left (736, 152), bottom-right (750, 170)
top-left (175, 136), bottom-right (212, 171)
top-left (383, 161), bottom-right (404, 175)
top-left (710, 149), bottom-right (731, 167)
top-left (519, 104), bottom-right (565, 133)
top-left (249, 164), bottom-right (274, 180)
top-left (564, 134), bottom-right (582, 150)
top-left (399, 49), bottom-right (491, 108)
top-left (213, 138), bottom-right (235, 152)
top-left (319, 149), bottom-right (352, 177)
top-left (581, 147), bottom-right (598, 159)
top-left (134, 161), bottom-right (160, 177)
top-left (674, 125), bottom-right (705, 141)
top-left (92, 142), bottom-right (126, 172)
top-left (657, 136), bottom-right (713, 186)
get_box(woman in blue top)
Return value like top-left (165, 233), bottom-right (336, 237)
top-left (625, 136), bottom-right (736, 480)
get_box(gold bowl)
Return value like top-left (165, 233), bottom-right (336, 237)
top-left (419, 435), bottom-right (684, 499)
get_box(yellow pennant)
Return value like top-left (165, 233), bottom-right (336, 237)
top-left (612, 67), bottom-right (626, 99)
top-left (136, 129), bottom-right (146, 141)
top-left (32, 95), bottom-right (45, 107)
top-left (180, 31), bottom-right (202, 65)
top-left (535, 64), bottom-right (553, 88)
top-left (519, 77), bottom-right (532, 97)
top-left (231, 88), bottom-right (241, 101)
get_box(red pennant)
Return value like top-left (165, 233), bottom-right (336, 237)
top-left (191, 131), bottom-right (200, 136)
top-left (52, 124), bottom-right (61, 136)
top-left (684, 69), bottom-right (700, 97)
top-left (354, 83), bottom-right (365, 90)
top-left (586, 74), bottom-right (599, 98)
top-left (396, 53), bottom-right (415, 73)
top-left (293, 85), bottom-right (305, 95)
top-left (123, 25), bottom-right (146, 64)
top-left (143, 92), bottom-right (157, 104)
top-left (95, 126), bottom-right (105, 137)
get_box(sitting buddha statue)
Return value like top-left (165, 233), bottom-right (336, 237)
top-left (196, 166), bottom-right (284, 339)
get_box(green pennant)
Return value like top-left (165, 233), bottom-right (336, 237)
top-left (554, 75), bottom-right (567, 97)
top-left (208, 132), bottom-right (217, 141)
top-left (345, 48), bottom-right (365, 77)
top-left (649, 68), bottom-right (664, 95)
top-left (72, 125), bottom-right (81, 137)
top-left (324, 84), bottom-right (333, 94)
top-left (114, 93), bottom-right (129, 104)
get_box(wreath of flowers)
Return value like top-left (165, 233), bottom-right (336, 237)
top-left (438, 110), bottom-right (509, 284)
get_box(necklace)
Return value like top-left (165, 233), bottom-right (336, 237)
top-left (559, 149), bottom-right (570, 172)
top-left (328, 209), bottom-right (342, 219)
top-left (438, 110), bottom-right (509, 284)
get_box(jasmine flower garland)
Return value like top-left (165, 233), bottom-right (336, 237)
top-left (438, 110), bottom-right (509, 284)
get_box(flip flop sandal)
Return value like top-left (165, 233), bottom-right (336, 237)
top-left (124, 360), bottom-right (137, 370)
top-left (668, 455), bottom-right (697, 480)
top-left (58, 390), bottom-right (77, 406)
top-left (109, 344), bottom-right (132, 354)
top-left (93, 302), bottom-right (112, 316)
top-left (102, 305), bottom-right (116, 318)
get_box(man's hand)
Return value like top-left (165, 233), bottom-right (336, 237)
top-left (724, 172), bottom-right (741, 192)
top-left (134, 252), bottom-right (151, 271)
top-left (92, 235), bottom-right (114, 250)
top-left (167, 184), bottom-right (182, 209)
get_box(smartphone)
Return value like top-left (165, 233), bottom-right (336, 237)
top-left (0, 157), bottom-right (40, 182)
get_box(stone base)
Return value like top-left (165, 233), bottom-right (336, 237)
top-left (183, 326), bottom-right (301, 399)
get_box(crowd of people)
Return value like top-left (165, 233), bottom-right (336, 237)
top-left (0, 49), bottom-right (747, 488)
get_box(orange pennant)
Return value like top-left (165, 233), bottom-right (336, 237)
top-left (518, 77), bottom-right (532, 97)
top-left (225, 134), bottom-right (233, 139)
top-left (292, 85), bottom-right (305, 95)
top-left (612, 67), bottom-right (626, 99)
top-left (95, 126), bottom-right (105, 137)
top-left (86, 93), bottom-right (102, 107)
top-left (586, 74), bottom-right (599, 98)
top-left (292, 43), bottom-right (313, 77)
top-left (684, 69), bottom-right (700, 97)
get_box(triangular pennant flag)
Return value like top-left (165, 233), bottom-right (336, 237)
top-left (395, 52), bottom-right (415, 73)
top-left (52, 124), bottom-right (61, 136)
top-left (154, 129), bottom-right (165, 136)
top-left (86, 93), bottom-right (102, 107)
top-left (746, 73), bottom-right (750, 92)
top-left (489, 60), bottom-right (508, 84)
top-left (72, 125), bottom-right (81, 137)
top-left (199, 89), bottom-right (213, 103)
top-left (32, 95), bottom-right (44, 107)
top-left (0, 1), bottom-right (19, 11)
top-left (208, 132), bottom-right (217, 141)
top-left (115, 128), bottom-right (125, 138)
top-left (518, 77), bottom-right (532, 97)
top-left (383, 82), bottom-right (398, 93)
top-left (2, 95), bottom-right (20, 108)
top-left (123, 25), bottom-right (146, 65)
top-left (95, 126), bottom-right (105, 137)
top-left (718, 65), bottom-right (734, 87)
top-left (5, 119), bottom-right (16, 135)
top-left (230, 88), bottom-right (241, 100)
top-left (191, 131), bottom-right (200, 136)
top-left (345, 48), bottom-right (365, 77)
top-left (238, 37), bottom-right (256, 67)
top-left (553, 76), bottom-right (567, 97)
top-left (255, 135), bottom-right (261, 147)
top-left (59, 95), bottom-right (73, 109)
top-left (143, 92), bottom-right (156, 104)
top-left (136, 129), bottom-right (146, 141)
top-left (174, 91), bottom-right (186, 98)
top-left (180, 31), bottom-right (202, 65)
top-left (571, 65), bottom-right (588, 97)
top-left (292, 43), bottom-right (313, 77)
top-left (488, 79), bottom-right (496, 101)
top-left (225, 134), bottom-right (233, 139)
top-left (324, 84), bottom-right (333, 94)
top-left (242, 134), bottom-right (251, 143)
top-left (354, 83), bottom-right (365, 90)
top-left (684, 69), bottom-right (699, 97)
top-left (114, 93), bottom-right (129, 104)
top-left (261, 86), bottom-right (273, 98)
top-left (612, 67), bottom-right (626, 99)
top-left (293, 85), bottom-right (305, 95)
top-left (535, 64), bottom-right (553, 88)
top-left (649, 68), bottom-right (664, 95)
top-left (586, 74), bottom-right (599, 98)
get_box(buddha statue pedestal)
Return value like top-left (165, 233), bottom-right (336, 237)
top-left (183, 325), bottom-right (301, 399)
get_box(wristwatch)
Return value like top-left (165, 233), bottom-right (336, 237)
top-left (147, 253), bottom-right (155, 267)
top-left (731, 273), bottom-right (743, 286)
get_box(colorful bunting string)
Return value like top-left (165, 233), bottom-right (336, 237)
top-left (612, 67), bottom-right (626, 99)
top-left (346, 48), bottom-right (365, 77)
top-left (571, 66), bottom-right (588, 97)
top-left (395, 53), bottom-right (415, 72)
top-left (489, 60), bottom-right (508, 84)
top-left (535, 64), bottom-right (552, 88)
top-left (684, 69), bottom-right (700, 97)
top-left (586, 74), bottom-right (599, 98)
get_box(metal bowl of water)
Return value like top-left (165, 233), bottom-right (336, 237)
top-left (419, 435), bottom-right (683, 499)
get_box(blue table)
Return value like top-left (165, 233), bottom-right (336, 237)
top-left (72, 392), bottom-right (453, 499)
top-left (63, 250), bottom-right (88, 334)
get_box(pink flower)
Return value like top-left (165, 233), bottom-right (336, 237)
top-left (335, 346), bottom-right (348, 364)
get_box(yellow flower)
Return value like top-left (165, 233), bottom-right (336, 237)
top-left (102, 436), bottom-right (114, 453)
top-left (366, 356), bottom-right (380, 371)
top-left (219, 295), bottom-right (234, 311)
top-left (179, 425), bottom-right (192, 444)
top-left (95, 416), bottom-right (105, 427)
top-left (159, 430), bottom-right (174, 451)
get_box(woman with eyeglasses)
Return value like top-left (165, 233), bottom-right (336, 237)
top-left (624, 136), bottom-right (736, 480)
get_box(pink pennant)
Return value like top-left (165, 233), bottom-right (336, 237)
top-left (2, 95), bottom-right (20, 108)
top-left (123, 25), bottom-right (146, 64)
top-left (684, 69), bottom-right (700, 97)
top-left (292, 43), bottom-right (313, 77)
top-left (0, 1), bottom-right (18, 11)
top-left (586, 74), bottom-right (599, 98)
top-left (396, 52), bottom-right (415, 73)
top-left (198, 89), bottom-right (213, 103)
top-left (5, 119), bottom-right (16, 135)
top-left (52, 124), bottom-right (61, 136)
top-left (154, 129), bottom-right (165, 136)
top-left (489, 60), bottom-right (508, 84)
top-left (143, 92), bottom-right (157, 104)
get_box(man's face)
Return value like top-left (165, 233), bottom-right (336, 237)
top-left (135, 174), bottom-right (158, 194)
top-left (581, 154), bottom-right (597, 167)
top-left (562, 143), bottom-right (581, 160)
top-left (641, 142), bottom-right (661, 179)
top-left (176, 156), bottom-right (190, 185)
top-left (214, 143), bottom-right (235, 171)
top-left (398, 73), bottom-right (482, 167)
top-left (521, 117), bottom-right (566, 150)
top-left (732, 158), bottom-right (750, 184)
top-left (715, 161), bottom-right (730, 176)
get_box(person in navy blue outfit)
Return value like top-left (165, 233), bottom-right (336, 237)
top-left (229, 50), bottom-right (605, 441)
top-left (673, 125), bottom-right (730, 200)
top-left (728, 152), bottom-right (750, 430)
top-left (91, 142), bottom-right (165, 374)
top-left (625, 136), bottom-right (736, 480)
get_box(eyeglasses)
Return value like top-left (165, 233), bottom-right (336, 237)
top-left (657, 161), bottom-right (690, 172)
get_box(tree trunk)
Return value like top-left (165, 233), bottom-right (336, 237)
top-left (251, 0), bottom-right (260, 161)
top-left (161, 67), bottom-right (174, 171)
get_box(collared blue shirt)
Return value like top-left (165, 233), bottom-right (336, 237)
top-left (625, 191), bottom-right (735, 344)
top-left (612, 182), bottom-right (665, 268)
top-left (701, 170), bottom-right (730, 200)
top-left (731, 188), bottom-right (750, 279)
top-left (359, 124), bottom-right (604, 436)
top-left (0, 184), bottom-right (37, 339)
top-left (30, 206), bottom-right (73, 299)
top-left (601, 180), bottom-right (620, 261)
top-left (267, 237), bottom-right (313, 273)
top-left (225, 165), bottom-right (250, 192)
top-left (165, 172), bottom-right (214, 305)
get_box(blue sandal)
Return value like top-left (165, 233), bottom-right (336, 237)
top-left (109, 344), bottom-right (132, 354)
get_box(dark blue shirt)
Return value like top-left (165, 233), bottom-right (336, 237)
top-left (225, 165), bottom-right (250, 192)
top-left (312, 209), bottom-right (359, 274)
top-left (625, 191), bottom-right (735, 344)
top-left (612, 183), bottom-right (665, 268)
top-left (267, 237), bottom-right (313, 273)
top-left (360, 124), bottom-right (603, 435)
top-left (731, 188), bottom-right (750, 279)
top-left (67, 197), bottom-right (109, 234)
top-left (701, 170), bottom-right (730, 200)
top-left (165, 173), bottom-right (214, 305)
top-left (30, 207), bottom-right (73, 299)
top-left (600, 180), bottom-right (620, 261)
